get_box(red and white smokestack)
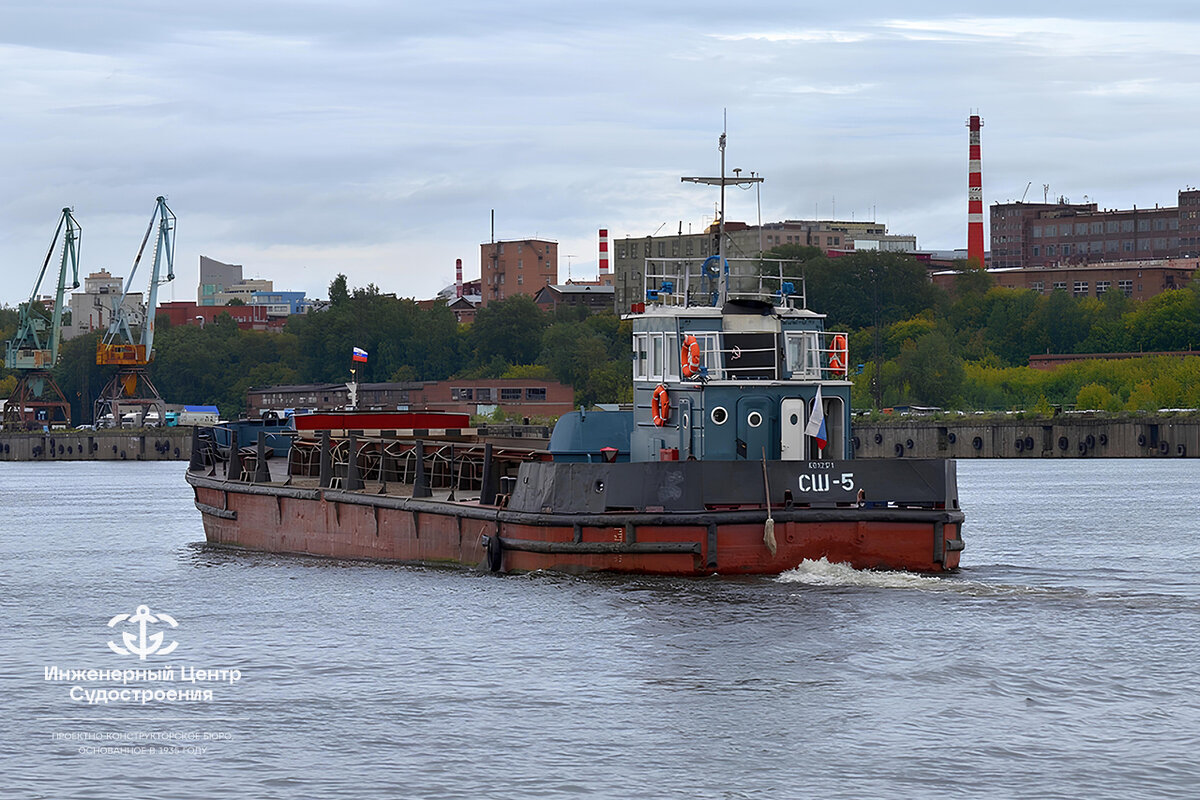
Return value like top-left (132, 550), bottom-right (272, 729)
top-left (598, 228), bottom-right (609, 275)
top-left (967, 114), bottom-right (985, 268)
top-left (455, 258), bottom-right (463, 298)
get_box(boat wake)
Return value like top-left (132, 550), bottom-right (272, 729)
top-left (777, 557), bottom-right (1071, 597)
top-left (777, 558), bottom-right (947, 590)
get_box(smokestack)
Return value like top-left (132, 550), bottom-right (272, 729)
top-left (967, 114), bottom-right (985, 268)
top-left (455, 258), bottom-right (463, 298)
top-left (598, 228), bottom-right (609, 275)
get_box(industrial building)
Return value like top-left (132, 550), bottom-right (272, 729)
top-left (931, 256), bottom-right (1200, 302)
top-left (246, 378), bottom-right (575, 418)
top-left (990, 190), bottom-right (1200, 269)
top-left (480, 238), bottom-right (558, 306)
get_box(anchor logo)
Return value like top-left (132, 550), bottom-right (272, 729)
top-left (107, 605), bottom-right (179, 660)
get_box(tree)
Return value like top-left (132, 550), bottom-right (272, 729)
top-left (896, 332), bottom-right (965, 407)
top-left (468, 295), bottom-right (546, 368)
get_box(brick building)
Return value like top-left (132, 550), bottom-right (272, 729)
top-left (990, 190), bottom-right (1200, 269)
top-left (480, 239), bottom-right (558, 306)
top-left (246, 378), bottom-right (575, 418)
top-left (159, 301), bottom-right (286, 331)
top-left (532, 283), bottom-right (615, 314)
top-left (931, 257), bottom-right (1200, 302)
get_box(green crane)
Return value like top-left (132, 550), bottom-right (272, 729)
top-left (2, 208), bottom-right (81, 430)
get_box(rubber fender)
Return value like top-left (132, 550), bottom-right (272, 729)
top-left (905, 439), bottom-right (914, 450)
top-left (485, 534), bottom-right (502, 572)
top-left (1178, 444), bottom-right (1187, 457)
top-left (59, 445), bottom-right (64, 455)
top-left (1058, 436), bottom-right (1069, 451)
top-left (1078, 441), bottom-right (1087, 454)
top-left (972, 436), bottom-right (983, 451)
top-left (67, 446), bottom-right (73, 455)
top-left (1025, 436), bottom-right (1035, 451)
top-left (948, 432), bottom-right (957, 444)
top-left (894, 443), bottom-right (904, 457)
top-left (1085, 434), bottom-right (1095, 448)
top-left (174, 447), bottom-right (180, 457)
top-left (120, 450), bottom-right (127, 460)
top-left (1159, 440), bottom-right (1170, 455)
top-left (852, 436), bottom-right (861, 450)
top-left (1015, 438), bottom-right (1025, 453)
top-left (1137, 433), bottom-right (1147, 447)
top-left (874, 433), bottom-right (883, 445)
top-left (1099, 433), bottom-right (1108, 447)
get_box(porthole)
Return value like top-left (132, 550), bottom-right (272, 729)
top-left (748, 411), bottom-right (763, 428)
top-left (711, 406), bottom-right (728, 425)
top-left (789, 414), bottom-right (799, 425)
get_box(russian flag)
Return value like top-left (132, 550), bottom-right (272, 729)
top-left (804, 385), bottom-right (827, 451)
top-left (352, 347), bottom-right (368, 363)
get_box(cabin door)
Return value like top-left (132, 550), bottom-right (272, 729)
top-left (735, 395), bottom-right (773, 460)
top-left (780, 398), bottom-right (807, 461)
top-left (677, 397), bottom-right (693, 459)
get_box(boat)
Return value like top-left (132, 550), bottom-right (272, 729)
top-left (185, 142), bottom-right (964, 575)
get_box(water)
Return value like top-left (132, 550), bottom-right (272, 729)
top-left (2, 459), bottom-right (1198, 799)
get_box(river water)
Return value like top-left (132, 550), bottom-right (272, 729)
top-left (1, 459), bottom-right (1198, 799)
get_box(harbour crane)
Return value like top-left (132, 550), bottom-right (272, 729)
top-left (93, 196), bottom-right (175, 428)
top-left (2, 208), bottom-right (81, 430)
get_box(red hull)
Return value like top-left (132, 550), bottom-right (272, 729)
top-left (188, 473), bottom-right (963, 575)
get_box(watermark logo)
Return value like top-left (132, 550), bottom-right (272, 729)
top-left (107, 605), bottom-right (179, 660)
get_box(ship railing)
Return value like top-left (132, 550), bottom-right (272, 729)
top-left (281, 431), bottom-right (545, 495)
top-left (641, 258), bottom-right (807, 308)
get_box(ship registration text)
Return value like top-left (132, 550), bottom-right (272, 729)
top-left (799, 464), bottom-right (854, 492)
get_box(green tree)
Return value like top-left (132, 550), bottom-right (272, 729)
top-left (468, 295), bottom-right (546, 368)
top-left (896, 332), bottom-right (965, 407)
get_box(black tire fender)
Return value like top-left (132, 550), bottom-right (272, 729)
top-left (486, 533), bottom-right (503, 572)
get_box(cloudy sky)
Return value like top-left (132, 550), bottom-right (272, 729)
top-left (3, 1), bottom-right (1199, 308)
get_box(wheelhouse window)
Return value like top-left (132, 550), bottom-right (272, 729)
top-left (633, 334), bottom-right (649, 380)
top-left (784, 332), bottom-right (822, 379)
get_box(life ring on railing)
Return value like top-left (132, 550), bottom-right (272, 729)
top-left (829, 334), bottom-right (848, 377)
top-left (681, 334), bottom-right (701, 379)
top-left (651, 384), bottom-right (670, 427)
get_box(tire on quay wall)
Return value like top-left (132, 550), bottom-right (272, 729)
top-left (1015, 438), bottom-right (1025, 453)
top-left (1159, 441), bottom-right (1170, 455)
top-left (972, 436), bottom-right (983, 451)
top-left (894, 443), bottom-right (904, 457)
top-left (1179, 444), bottom-right (1188, 457)
top-left (1025, 436), bottom-right (1035, 451)
top-left (1058, 436), bottom-right (1069, 451)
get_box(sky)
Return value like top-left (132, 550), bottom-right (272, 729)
top-left (4, 1), bottom-right (1200, 308)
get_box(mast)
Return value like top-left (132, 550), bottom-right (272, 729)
top-left (681, 116), bottom-right (761, 305)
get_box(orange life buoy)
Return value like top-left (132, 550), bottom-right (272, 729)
top-left (651, 384), bottom-right (670, 426)
top-left (829, 334), bottom-right (847, 377)
top-left (680, 334), bottom-right (701, 379)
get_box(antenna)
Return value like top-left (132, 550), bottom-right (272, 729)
top-left (564, 255), bottom-right (577, 280)
top-left (1043, 184), bottom-right (1050, 203)
top-left (1021, 182), bottom-right (1031, 202)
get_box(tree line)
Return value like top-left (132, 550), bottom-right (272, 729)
top-left (3, 251), bottom-right (1199, 421)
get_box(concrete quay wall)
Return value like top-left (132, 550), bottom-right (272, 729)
top-left (0, 428), bottom-right (192, 461)
top-left (852, 416), bottom-right (1200, 459)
